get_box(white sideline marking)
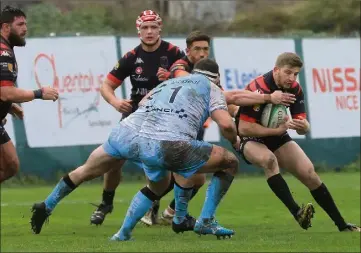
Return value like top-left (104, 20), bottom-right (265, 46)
top-left (1, 199), bottom-right (124, 207)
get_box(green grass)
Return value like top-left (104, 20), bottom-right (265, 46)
top-left (1, 172), bottom-right (360, 252)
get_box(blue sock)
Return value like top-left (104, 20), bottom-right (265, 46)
top-left (115, 191), bottom-right (153, 238)
top-left (173, 183), bottom-right (193, 224)
top-left (44, 177), bottom-right (75, 212)
top-left (199, 172), bottom-right (234, 220)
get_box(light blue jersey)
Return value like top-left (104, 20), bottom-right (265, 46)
top-left (104, 74), bottom-right (228, 181)
top-left (122, 74), bottom-right (227, 140)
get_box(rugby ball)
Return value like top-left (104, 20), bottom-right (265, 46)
top-left (260, 104), bottom-right (288, 128)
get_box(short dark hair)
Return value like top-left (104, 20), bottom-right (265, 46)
top-left (0, 5), bottom-right (26, 25)
top-left (186, 30), bottom-right (211, 48)
top-left (275, 52), bottom-right (303, 68)
top-left (193, 58), bottom-right (219, 75)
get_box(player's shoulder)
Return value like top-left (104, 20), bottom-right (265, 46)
top-left (122, 45), bottom-right (140, 60)
top-left (162, 40), bottom-right (183, 55)
top-left (0, 41), bottom-right (14, 58)
top-left (288, 81), bottom-right (303, 95)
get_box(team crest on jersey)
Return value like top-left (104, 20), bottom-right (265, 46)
top-left (113, 62), bottom-right (119, 70)
top-left (135, 66), bottom-right (143, 75)
top-left (160, 56), bottom-right (169, 68)
top-left (253, 104), bottom-right (261, 112)
top-left (8, 63), bottom-right (13, 72)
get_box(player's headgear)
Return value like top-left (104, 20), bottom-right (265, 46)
top-left (136, 10), bottom-right (162, 34)
top-left (193, 58), bottom-right (221, 87)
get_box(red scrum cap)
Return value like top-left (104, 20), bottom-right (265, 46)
top-left (136, 10), bottom-right (162, 34)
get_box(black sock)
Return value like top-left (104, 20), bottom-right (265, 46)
top-left (169, 187), bottom-right (200, 210)
top-left (63, 174), bottom-right (77, 189)
top-left (311, 183), bottom-right (347, 230)
top-left (102, 190), bottom-right (115, 206)
top-left (267, 173), bottom-right (300, 217)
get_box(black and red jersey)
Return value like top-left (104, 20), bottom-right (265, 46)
top-left (107, 40), bottom-right (184, 112)
top-left (169, 55), bottom-right (194, 77)
top-left (0, 35), bottom-right (18, 120)
top-left (236, 70), bottom-right (306, 124)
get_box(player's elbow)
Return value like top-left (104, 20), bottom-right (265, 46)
top-left (0, 88), bottom-right (14, 102)
top-left (219, 120), bottom-right (236, 134)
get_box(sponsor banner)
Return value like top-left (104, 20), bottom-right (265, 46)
top-left (15, 36), bottom-right (121, 147)
top-left (213, 38), bottom-right (304, 139)
top-left (302, 39), bottom-right (360, 138)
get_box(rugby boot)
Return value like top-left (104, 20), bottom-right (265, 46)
top-left (90, 201), bottom-right (113, 226)
top-left (172, 214), bottom-right (196, 233)
top-left (194, 218), bottom-right (235, 239)
top-left (30, 202), bottom-right (50, 234)
top-left (295, 203), bottom-right (315, 230)
top-left (340, 223), bottom-right (361, 232)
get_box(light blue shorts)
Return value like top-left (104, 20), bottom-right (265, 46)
top-left (103, 124), bottom-right (213, 182)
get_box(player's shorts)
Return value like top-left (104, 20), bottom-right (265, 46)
top-left (239, 133), bottom-right (292, 164)
top-left (103, 124), bottom-right (213, 182)
top-left (0, 124), bottom-right (10, 145)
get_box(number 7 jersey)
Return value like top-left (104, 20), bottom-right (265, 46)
top-left (123, 74), bottom-right (228, 141)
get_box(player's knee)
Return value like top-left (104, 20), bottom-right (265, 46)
top-left (191, 174), bottom-right (206, 189)
top-left (301, 163), bottom-right (321, 189)
top-left (222, 151), bottom-right (239, 176)
top-left (3, 157), bottom-right (20, 179)
top-left (261, 153), bottom-right (278, 172)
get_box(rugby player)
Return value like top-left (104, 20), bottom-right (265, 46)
top-left (235, 52), bottom-right (361, 232)
top-left (0, 6), bottom-right (58, 183)
top-left (89, 10), bottom-right (185, 226)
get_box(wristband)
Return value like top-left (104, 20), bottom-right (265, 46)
top-left (264, 94), bottom-right (271, 103)
top-left (33, 89), bottom-right (43, 99)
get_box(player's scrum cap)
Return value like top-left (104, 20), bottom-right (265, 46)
top-left (192, 58), bottom-right (220, 86)
top-left (136, 10), bottom-right (162, 34)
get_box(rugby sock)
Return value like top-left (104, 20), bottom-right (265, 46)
top-left (102, 190), bottom-right (115, 206)
top-left (199, 171), bottom-right (234, 220)
top-left (116, 187), bottom-right (158, 238)
top-left (310, 183), bottom-right (347, 230)
top-left (173, 183), bottom-right (193, 224)
top-left (44, 174), bottom-right (77, 212)
top-left (169, 187), bottom-right (199, 210)
top-left (267, 173), bottom-right (300, 217)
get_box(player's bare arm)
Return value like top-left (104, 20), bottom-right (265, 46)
top-left (100, 77), bottom-right (132, 113)
top-left (0, 85), bottom-right (58, 103)
top-left (224, 90), bottom-right (295, 107)
top-left (211, 109), bottom-right (238, 147)
top-left (289, 118), bottom-right (310, 135)
top-left (238, 118), bottom-right (289, 137)
top-left (9, 103), bottom-right (23, 119)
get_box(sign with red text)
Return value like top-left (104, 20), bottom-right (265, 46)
top-left (15, 36), bottom-right (121, 147)
top-left (302, 39), bottom-right (360, 138)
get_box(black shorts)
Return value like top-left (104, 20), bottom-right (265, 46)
top-left (239, 133), bottom-right (292, 164)
top-left (0, 124), bottom-right (11, 145)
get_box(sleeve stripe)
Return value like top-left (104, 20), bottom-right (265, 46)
top-left (239, 114), bottom-right (257, 123)
top-left (107, 73), bottom-right (122, 85)
top-left (0, 80), bottom-right (14, 87)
